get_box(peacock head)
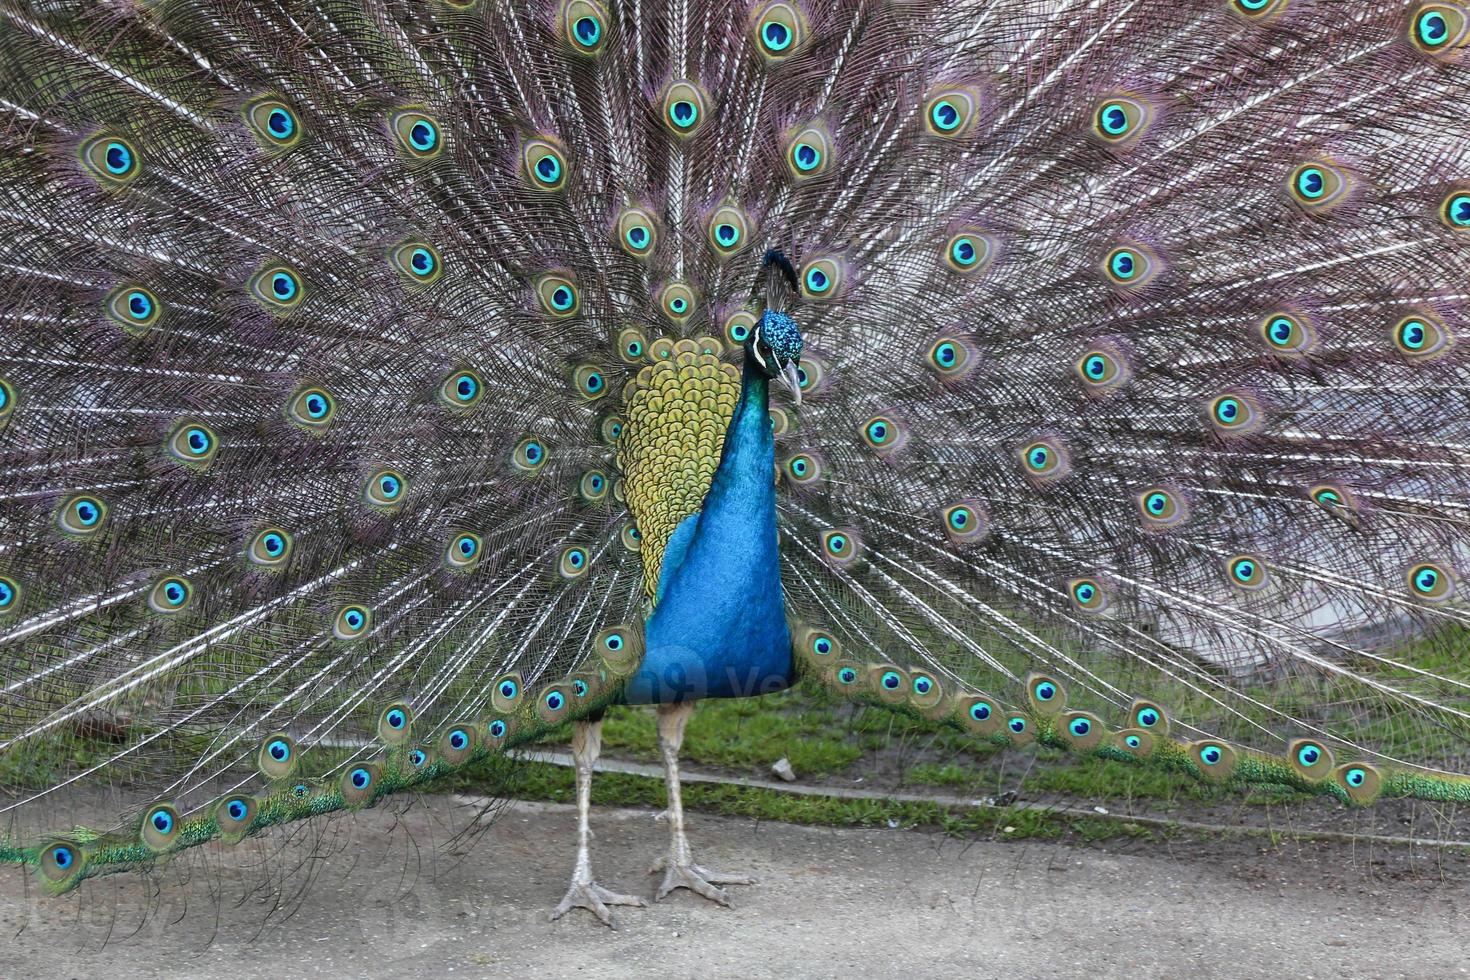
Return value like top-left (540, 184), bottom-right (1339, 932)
top-left (749, 310), bottom-right (804, 404)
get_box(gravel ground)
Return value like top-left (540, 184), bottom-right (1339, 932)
top-left (3, 796), bottom-right (1469, 979)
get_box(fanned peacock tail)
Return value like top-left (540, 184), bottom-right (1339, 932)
top-left (3, 0), bottom-right (1470, 898)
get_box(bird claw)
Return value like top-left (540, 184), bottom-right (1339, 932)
top-left (550, 880), bottom-right (647, 928)
top-left (652, 858), bottom-right (757, 906)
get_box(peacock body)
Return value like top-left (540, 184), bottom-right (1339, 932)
top-left (2, 0), bottom-right (1470, 925)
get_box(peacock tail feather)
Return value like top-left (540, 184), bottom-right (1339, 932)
top-left (2, 0), bottom-right (1470, 896)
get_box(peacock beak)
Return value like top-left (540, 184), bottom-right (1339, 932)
top-left (780, 360), bottom-right (803, 406)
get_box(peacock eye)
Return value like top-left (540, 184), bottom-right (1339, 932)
top-left (147, 576), bottom-right (194, 614)
top-left (601, 415), bottom-right (624, 445)
top-left (1226, 554), bottom-right (1269, 591)
top-left (621, 522), bottom-right (642, 551)
top-left (924, 336), bottom-right (975, 380)
top-left (572, 364), bottom-right (607, 401)
top-left (79, 133), bottom-right (140, 185)
top-left (799, 258), bottom-right (843, 300)
top-left (248, 527), bottom-right (294, 568)
top-left (943, 230), bottom-right (996, 275)
top-left (941, 500), bottom-right (988, 546)
top-left (390, 241), bottom-right (443, 285)
top-left (56, 494), bottom-right (108, 538)
top-left (106, 285), bottom-right (161, 333)
top-left (244, 96), bottom-right (302, 148)
top-left (1232, 0), bottom-right (1288, 19)
top-left (563, 0), bottom-right (609, 54)
top-left (1208, 391), bottom-right (1262, 435)
top-left (707, 204), bottom-right (751, 257)
top-left (724, 311), bottom-right (757, 346)
top-left (523, 137), bottom-right (569, 191)
top-left (1069, 577), bottom-right (1108, 612)
top-left (617, 328), bottom-right (648, 363)
top-left (783, 452), bottom-right (823, 485)
top-left (536, 273), bottom-right (580, 317)
top-left (1138, 486), bottom-right (1189, 528)
top-left (1288, 161), bottom-right (1350, 210)
top-left (166, 419), bottom-right (220, 470)
top-left (141, 804), bottom-right (181, 850)
top-left (1020, 437), bottom-right (1070, 482)
top-left (438, 368), bottom-right (482, 410)
top-left (1411, 4), bottom-right (1470, 56)
top-left (660, 281), bottom-right (697, 321)
top-left (513, 436), bottom-right (549, 474)
top-left (1259, 311), bottom-right (1314, 354)
top-left (364, 468), bottom-right (407, 510)
top-left (1104, 245), bottom-right (1156, 288)
top-left (334, 604), bottom-right (372, 640)
top-left (1075, 344), bottom-right (1131, 392)
top-left (661, 80), bottom-right (709, 137)
top-left (248, 264), bottom-right (304, 311)
top-left (616, 205), bottom-right (659, 257)
top-left (0, 575), bottom-right (20, 617)
top-left (1393, 312), bottom-right (1452, 358)
top-left (390, 109), bottom-right (443, 159)
top-left (1408, 561), bottom-right (1455, 601)
top-left (559, 545), bottom-right (590, 579)
top-left (923, 85), bottom-right (981, 137)
top-left (580, 468), bottom-right (611, 502)
top-left (753, 1), bottom-right (807, 58)
top-left (785, 122), bottom-right (832, 179)
top-left (446, 531), bottom-right (483, 571)
top-left (861, 414), bottom-right (906, 455)
top-left (1092, 95), bottom-right (1151, 142)
top-left (1440, 189), bottom-right (1470, 229)
top-left (820, 527), bottom-right (863, 566)
top-left (286, 385), bottom-right (336, 433)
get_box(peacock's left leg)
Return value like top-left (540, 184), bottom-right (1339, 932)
top-left (551, 716), bottom-right (647, 927)
top-left (651, 701), bottom-right (757, 905)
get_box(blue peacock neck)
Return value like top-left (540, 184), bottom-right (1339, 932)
top-left (622, 355), bottom-right (794, 705)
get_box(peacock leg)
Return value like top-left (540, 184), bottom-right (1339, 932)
top-left (651, 701), bottom-right (757, 905)
top-left (550, 717), bottom-right (647, 927)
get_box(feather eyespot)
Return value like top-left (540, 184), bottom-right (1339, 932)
top-left (941, 500), bottom-right (988, 545)
top-left (753, 1), bottom-right (807, 59)
top-left (513, 436), bottom-right (549, 474)
top-left (1410, 4), bottom-right (1470, 57)
top-left (707, 204), bottom-right (752, 257)
top-left (105, 285), bottom-right (161, 334)
top-left (390, 109), bottom-right (443, 159)
top-left (723, 310), bottom-right (758, 346)
top-left (782, 452), bottom-right (824, 485)
top-left (148, 576), bottom-right (194, 614)
top-left (1020, 437), bottom-right (1070, 482)
top-left (56, 494), bottom-right (108, 539)
top-left (1259, 311), bottom-right (1315, 355)
top-left (248, 528), bottom-right (294, 568)
top-left (1075, 343), bottom-right (1131, 393)
top-left (1104, 245), bottom-right (1156, 288)
top-left (390, 242), bottom-right (442, 285)
top-left (523, 137), bottom-right (569, 191)
top-left (1232, 0), bottom-right (1288, 20)
top-left (0, 376), bottom-right (14, 430)
top-left (79, 134), bottom-right (140, 186)
top-left (1138, 487), bottom-right (1188, 529)
top-left (620, 522), bottom-right (642, 551)
top-left (244, 97), bottom-right (301, 149)
top-left (820, 528), bottom-right (863, 566)
top-left (661, 81), bottom-right (709, 137)
top-left (923, 85), bottom-right (981, 137)
top-left (286, 385), bottom-right (336, 434)
top-left (334, 604), bottom-right (371, 640)
top-left (141, 804), bottom-right (182, 851)
top-left (439, 368), bottom-right (483, 410)
top-left (166, 419), bottom-right (219, 471)
top-left (536, 273), bottom-right (579, 317)
top-left (562, 0), bottom-right (609, 54)
top-left (364, 468), bottom-right (407, 510)
top-left (248, 264), bottom-right (304, 311)
top-left (616, 205), bottom-right (659, 257)
top-left (600, 416), bottom-right (624, 445)
top-left (558, 545), bottom-right (590, 580)
top-left (0, 575), bottom-right (20, 617)
top-left (445, 531), bottom-right (482, 572)
top-left (860, 414), bottom-right (906, 455)
top-left (785, 123), bottom-right (832, 179)
top-left (1309, 483), bottom-right (1359, 524)
top-left (1408, 561), bottom-right (1455, 601)
top-left (660, 282), bottom-right (697, 321)
top-left (617, 328), bottom-right (648, 363)
top-left (1439, 189), bottom-right (1470, 230)
top-left (799, 257), bottom-right (843, 299)
top-left (1208, 391), bottom-right (1262, 435)
top-left (1393, 312), bottom-right (1453, 358)
top-left (1092, 95), bottom-right (1151, 143)
top-left (1226, 554), bottom-right (1270, 591)
top-left (943, 229), bottom-right (996, 276)
top-left (1288, 161), bottom-right (1350, 210)
top-left (1069, 577), bottom-right (1108, 612)
top-left (572, 364), bottom-right (607, 401)
top-left (579, 469), bottom-right (610, 504)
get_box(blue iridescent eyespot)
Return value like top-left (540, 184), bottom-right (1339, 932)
top-left (1125, 734), bottom-right (1142, 748)
top-left (1068, 718), bottom-right (1091, 737)
top-left (268, 739), bottom-right (291, 762)
top-left (390, 109), bottom-right (441, 158)
top-left (1137, 708), bottom-right (1159, 727)
top-left (545, 691), bottom-right (564, 711)
top-left (913, 676), bottom-right (933, 695)
top-left (449, 729), bottom-right (468, 750)
top-left (1111, 251), bottom-right (1135, 278)
top-left (1393, 313), bottom-right (1451, 357)
top-left (970, 702), bottom-right (992, 721)
top-left (1034, 681), bottom-right (1056, 701)
top-left (1440, 190), bottom-right (1470, 228)
top-left (268, 109), bottom-right (294, 139)
top-left (1008, 717), bottom-right (1027, 734)
top-left (334, 604), bottom-right (371, 639)
top-left (1409, 562), bottom-right (1454, 601)
top-left (795, 143), bottom-right (820, 170)
top-left (573, 679), bottom-right (589, 697)
top-left (524, 138), bottom-right (569, 191)
top-left (837, 667), bottom-right (858, 684)
top-left (1209, 392), bottom-right (1261, 434)
top-left (350, 767), bottom-right (372, 790)
top-left (1297, 744), bottom-right (1321, 767)
top-left (80, 134), bottom-right (140, 184)
top-left (565, 1), bottom-right (609, 54)
top-left (500, 679), bottom-right (519, 700)
top-left (151, 810), bottom-right (173, 833)
top-left (410, 749), bottom-right (428, 766)
top-left (1200, 745), bottom-right (1223, 765)
top-left (1138, 487), bottom-right (1187, 528)
top-left (489, 720), bottom-right (508, 738)
top-left (880, 670), bottom-right (902, 691)
top-left (244, 98), bottom-right (302, 148)
top-left (1412, 6), bottom-right (1467, 54)
top-left (128, 291), bottom-right (152, 319)
top-left (387, 709), bottom-right (406, 729)
top-left (1288, 161), bottom-right (1349, 209)
top-left (661, 81), bottom-right (708, 136)
top-left (1098, 103), bottom-right (1129, 135)
top-left (1345, 767), bottom-right (1366, 787)
top-left (0, 577), bottom-right (17, 613)
top-left (228, 800), bottom-right (248, 820)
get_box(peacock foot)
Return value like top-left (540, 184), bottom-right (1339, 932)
top-left (550, 879), bottom-right (647, 928)
top-left (650, 855), bottom-right (757, 906)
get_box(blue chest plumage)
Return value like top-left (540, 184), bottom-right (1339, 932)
top-left (622, 368), bottom-right (794, 704)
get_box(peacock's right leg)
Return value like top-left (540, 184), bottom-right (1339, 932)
top-left (550, 716), bottom-right (647, 927)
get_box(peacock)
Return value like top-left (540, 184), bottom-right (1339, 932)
top-left (3, 0), bottom-right (1470, 929)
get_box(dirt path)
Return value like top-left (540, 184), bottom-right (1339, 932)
top-left (3, 796), bottom-right (1468, 979)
